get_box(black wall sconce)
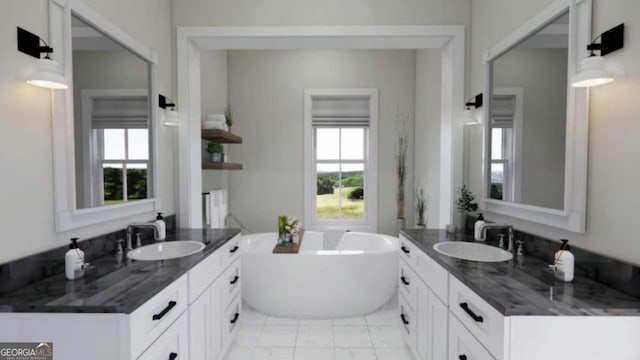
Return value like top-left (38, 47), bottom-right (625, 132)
top-left (572, 23), bottom-right (624, 88)
top-left (465, 93), bottom-right (483, 109)
top-left (17, 27), bottom-right (68, 89)
top-left (462, 93), bottom-right (483, 125)
top-left (159, 94), bottom-right (180, 126)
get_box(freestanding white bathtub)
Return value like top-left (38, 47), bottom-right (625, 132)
top-left (241, 231), bottom-right (399, 318)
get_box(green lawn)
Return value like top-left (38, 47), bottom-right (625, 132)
top-left (317, 186), bottom-right (364, 219)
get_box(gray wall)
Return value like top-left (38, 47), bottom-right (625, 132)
top-left (468, 0), bottom-right (640, 265)
top-left (0, 0), bottom-right (174, 263)
top-left (493, 47), bottom-right (567, 210)
top-left (224, 49), bottom-right (420, 235)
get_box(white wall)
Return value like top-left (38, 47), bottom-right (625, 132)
top-left (468, 0), bottom-right (640, 265)
top-left (200, 50), bottom-right (230, 194)
top-left (0, 0), bottom-right (174, 263)
top-left (225, 49), bottom-right (423, 235)
top-left (172, 0), bottom-right (471, 27)
top-left (414, 50), bottom-right (442, 228)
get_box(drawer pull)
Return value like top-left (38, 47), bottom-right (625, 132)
top-left (230, 312), bottom-right (240, 324)
top-left (169, 353), bottom-right (178, 360)
top-left (152, 301), bottom-right (177, 321)
top-left (400, 314), bottom-right (409, 325)
top-left (460, 302), bottom-right (484, 323)
top-left (459, 356), bottom-right (467, 360)
top-left (400, 276), bottom-right (410, 286)
top-left (229, 245), bottom-right (239, 253)
top-left (401, 246), bottom-right (410, 254)
top-left (230, 275), bottom-right (240, 285)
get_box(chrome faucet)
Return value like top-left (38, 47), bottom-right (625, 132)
top-left (126, 222), bottom-right (162, 250)
top-left (478, 223), bottom-right (515, 251)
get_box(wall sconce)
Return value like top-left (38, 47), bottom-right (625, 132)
top-left (462, 93), bottom-right (483, 125)
top-left (159, 94), bottom-right (180, 126)
top-left (17, 27), bottom-right (68, 90)
top-left (572, 23), bottom-right (624, 88)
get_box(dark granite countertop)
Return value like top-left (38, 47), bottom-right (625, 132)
top-left (401, 229), bottom-right (640, 316)
top-left (0, 229), bottom-right (240, 314)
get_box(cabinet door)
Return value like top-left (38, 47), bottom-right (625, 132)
top-left (449, 313), bottom-right (495, 360)
top-left (138, 312), bottom-right (189, 360)
top-left (189, 287), bottom-right (212, 360)
top-left (210, 277), bottom-right (224, 360)
top-left (416, 281), bottom-right (448, 360)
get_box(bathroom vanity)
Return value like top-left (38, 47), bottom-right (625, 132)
top-left (398, 229), bottom-right (640, 360)
top-left (0, 229), bottom-right (241, 360)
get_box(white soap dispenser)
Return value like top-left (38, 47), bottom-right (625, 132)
top-left (474, 213), bottom-right (486, 241)
top-left (553, 239), bottom-right (574, 282)
top-left (155, 212), bottom-right (167, 240)
top-left (65, 238), bottom-right (85, 280)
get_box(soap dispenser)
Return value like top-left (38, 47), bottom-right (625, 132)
top-left (474, 213), bottom-right (486, 241)
top-left (553, 239), bottom-right (574, 282)
top-left (65, 238), bottom-right (85, 280)
top-left (155, 212), bottom-right (167, 240)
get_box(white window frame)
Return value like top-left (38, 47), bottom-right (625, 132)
top-left (304, 89), bottom-right (378, 232)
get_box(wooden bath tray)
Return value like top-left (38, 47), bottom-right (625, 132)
top-left (272, 230), bottom-right (305, 254)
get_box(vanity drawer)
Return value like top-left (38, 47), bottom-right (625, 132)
top-left (188, 250), bottom-right (222, 303)
top-left (449, 313), bottom-right (496, 360)
top-left (399, 259), bottom-right (417, 310)
top-left (399, 235), bottom-right (418, 268)
top-left (222, 258), bottom-right (241, 309)
top-left (129, 274), bottom-right (189, 359)
top-left (398, 289), bottom-right (417, 352)
top-left (220, 235), bottom-right (241, 269)
top-left (137, 311), bottom-right (189, 360)
top-left (449, 275), bottom-right (507, 360)
top-left (223, 293), bottom-right (242, 351)
top-left (416, 250), bottom-right (449, 305)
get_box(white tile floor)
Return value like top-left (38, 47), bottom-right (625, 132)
top-left (225, 295), bottom-right (415, 360)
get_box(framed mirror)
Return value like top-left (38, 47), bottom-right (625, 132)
top-left (482, 0), bottom-right (591, 233)
top-left (49, 0), bottom-right (161, 231)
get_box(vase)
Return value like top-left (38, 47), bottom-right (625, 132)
top-left (396, 218), bottom-right (406, 234)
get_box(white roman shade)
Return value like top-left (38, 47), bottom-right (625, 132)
top-left (91, 96), bottom-right (149, 129)
top-left (311, 95), bottom-right (370, 127)
top-left (491, 94), bottom-right (515, 128)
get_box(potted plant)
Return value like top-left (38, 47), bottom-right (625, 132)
top-left (455, 185), bottom-right (478, 230)
top-left (224, 104), bottom-right (234, 131)
top-left (277, 215), bottom-right (300, 245)
top-left (415, 187), bottom-right (428, 229)
top-left (207, 142), bottom-right (224, 163)
top-left (395, 113), bottom-right (408, 232)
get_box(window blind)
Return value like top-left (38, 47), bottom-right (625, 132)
top-left (491, 94), bottom-right (515, 128)
top-left (91, 96), bottom-right (149, 129)
top-left (311, 95), bottom-right (370, 127)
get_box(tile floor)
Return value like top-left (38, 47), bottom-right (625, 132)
top-left (224, 296), bottom-right (415, 360)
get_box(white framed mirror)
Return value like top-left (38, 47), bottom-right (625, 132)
top-left (49, 0), bottom-right (161, 231)
top-left (481, 0), bottom-right (591, 233)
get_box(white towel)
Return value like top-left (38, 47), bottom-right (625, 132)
top-left (207, 114), bottom-right (226, 122)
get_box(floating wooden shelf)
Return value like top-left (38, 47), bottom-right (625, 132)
top-left (202, 162), bottom-right (243, 170)
top-left (201, 129), bottom-right (243, 144)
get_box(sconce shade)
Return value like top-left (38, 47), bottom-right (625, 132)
top-left (461, 109), bottom-right (481, 125)
top-left (571, 56), bottom-right (614, 88)
top-left (26, 58), bottom-right (68, 89)
top-left (163, 109), bottom-right (180, 126)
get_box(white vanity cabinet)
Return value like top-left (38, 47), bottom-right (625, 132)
top-left (399, 238), bottom-right (449, 360)
top-left (399, 234), bottom-right (640, 360)
top-left (0, 234), bottom-right (242, 360)
top-left (187, 235), bottom-right (242, 360)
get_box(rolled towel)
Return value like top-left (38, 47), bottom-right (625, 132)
top-left (203, 121), bottom-right (228, 130)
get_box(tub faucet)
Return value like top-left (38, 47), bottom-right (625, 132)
top-left (478, 223), bottom-right (514, 251)
top-left (126, 222), bottom-right (162, 250)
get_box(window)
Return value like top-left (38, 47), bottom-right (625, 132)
top-left (304, 89), bottom-right (378, 232)
top-left (489, 91), bottom-right (522, 202)
top-left (99, 128), bottom-right (149, 205)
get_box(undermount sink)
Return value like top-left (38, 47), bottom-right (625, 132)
top-left (433, 242), bottom-right (513, 262)
top-left (127, 241), bottom-right (205, 261)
